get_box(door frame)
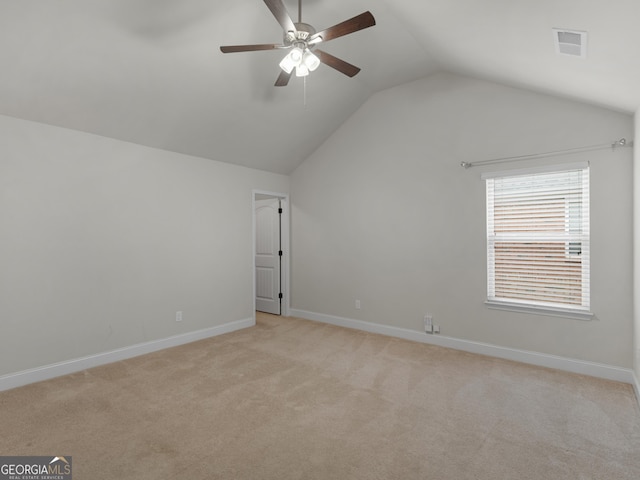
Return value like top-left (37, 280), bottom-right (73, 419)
top-left (252, 190), bottom-right (290, 321)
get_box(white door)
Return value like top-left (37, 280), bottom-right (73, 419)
top-left (255, 198), bottom-right (281, 314)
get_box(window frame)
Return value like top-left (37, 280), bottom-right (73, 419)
top-left (482, 162), bottom-right (593, 321)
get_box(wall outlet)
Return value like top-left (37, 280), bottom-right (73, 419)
top-left (176, 311), bottom-right (182, 322)
top-left (355, 300), bottom-right (361, 310)
top-left (424, 314), bottom-right (433, 334)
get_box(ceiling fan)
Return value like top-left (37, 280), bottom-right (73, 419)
top-left (220, 0), bottom-right (376, 86)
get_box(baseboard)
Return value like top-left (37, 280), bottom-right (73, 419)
top-left (0, 317), bottom-right (254, 392)
top-left (290, 309), bottom-right (636, 387)
top-left (633, 372), bottom-right (640, 410)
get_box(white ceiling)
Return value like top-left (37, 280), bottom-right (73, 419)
top-left (1, 0), bottom-right (638, 174)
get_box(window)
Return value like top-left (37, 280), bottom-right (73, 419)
top-left (484, 163), bottom-right (591, 318)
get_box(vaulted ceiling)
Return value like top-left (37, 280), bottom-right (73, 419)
top-left (1, 0), bottom-right (638, 174)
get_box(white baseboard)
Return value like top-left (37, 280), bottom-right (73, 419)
top-left (0, 317), bottom-right (254, 392)
top-left (633, 372), bottom-right (640, 410)
top-left (290, 309), bottom-right (637, 388)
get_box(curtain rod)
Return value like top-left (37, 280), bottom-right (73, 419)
top-left (460, 138), bottom-right (632, 169)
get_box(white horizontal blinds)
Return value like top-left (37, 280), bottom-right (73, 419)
top-left (486, 167), bottom-right (589, 310)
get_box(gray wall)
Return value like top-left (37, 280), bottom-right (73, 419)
top-left (634, 109), bottom-right (640, 383)
top-left (291, 72), bottom-right (634, 368)
top-left (0, 114), bottom-right (289, 376)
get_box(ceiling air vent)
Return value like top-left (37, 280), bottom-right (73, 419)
top-left (553, 28), bottom-right (587, 58)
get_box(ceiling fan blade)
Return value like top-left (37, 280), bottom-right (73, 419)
top-left (220, 44), bottom-right (283, 53)
top-left (275, 69), bottom-right (292, 87)
top-left (315, 49), bottom-right (361, 77)
top-left (309, 11), bottom-right (375, 43)
top-left (263, 0), bottom-right (296, 33)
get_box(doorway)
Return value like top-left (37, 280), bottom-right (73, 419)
top-left (253, 191), bottom-right (289, 317)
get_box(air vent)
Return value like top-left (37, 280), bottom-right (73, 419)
top-left (553, 28), bottom-right (587, 58)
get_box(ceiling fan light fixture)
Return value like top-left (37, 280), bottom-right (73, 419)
top-left (279, 47), bottom-right (304, 74)
top-left (280, 46), bottom-right (319, 77)
top-left (302, 49), bottom-right (320, 72)
top-left (295, 64), bottom-right (310, 77)
top-left (289, 47), bottom-right (303, 63)
top-left (279, 55), bottom-right (295, 74)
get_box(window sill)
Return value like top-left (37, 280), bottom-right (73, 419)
top-left (485, 300), bottom-right (593, 321)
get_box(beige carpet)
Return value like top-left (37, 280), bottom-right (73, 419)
top-left (1, 313), bottom-right (639, 479)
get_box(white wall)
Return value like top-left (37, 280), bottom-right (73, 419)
top-left (634, 109), bottom-right (640, 386)
top-left (0, 114), bottom-right (289, 376)
top-left (291, 72), bottom-right (634, 368)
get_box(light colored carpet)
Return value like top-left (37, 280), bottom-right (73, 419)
top-left (1, 313), bottom-right (639, 479)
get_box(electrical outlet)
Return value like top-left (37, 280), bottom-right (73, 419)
top-left (176, 311), bottom-right (182, 322)
top-left (355, 300), bottom-right (361, 310)
top-left (424, 314), bottom-right (433, 334)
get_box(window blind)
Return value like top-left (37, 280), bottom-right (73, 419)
top-left (486, 166), bottom-right (590, 311)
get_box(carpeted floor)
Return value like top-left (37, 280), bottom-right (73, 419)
top-left (1, 313), bottom-right (639, 479)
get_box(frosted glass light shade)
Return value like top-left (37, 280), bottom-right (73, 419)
top-left (279, 47), bottom-right (304, 74)
top-left (295, 64), bottom-right (309, 77)
top-left (302, 50), bottom-right (320, 72)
